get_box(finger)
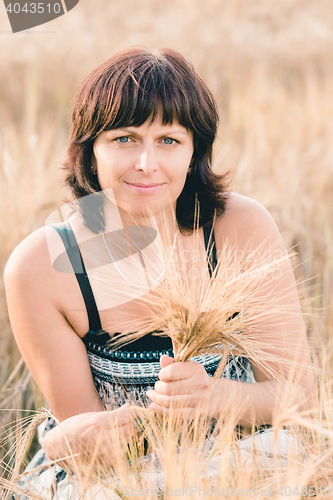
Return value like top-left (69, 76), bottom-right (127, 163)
top-left (160, 354), bottom-right (175, 369)
top-left (105, 408), bottom-right (137, 428)
top-left (158, 360), bottom-right (206, 382)
top-left (153, 380), bottom-right (196, 396)
top-left (146, 389), bottom-right (198, 409)
top-left (116, 404), bottom-right (141, 421)
top-left (120, 402), bottom-right (141, 416)
top-left (108, 421), bottom-right (137, 439)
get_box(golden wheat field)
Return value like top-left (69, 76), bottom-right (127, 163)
top-left (1, 0), bottom-right (333, 498)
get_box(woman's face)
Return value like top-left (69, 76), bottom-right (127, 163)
top-left (92, 115), bottom-right (194, 222)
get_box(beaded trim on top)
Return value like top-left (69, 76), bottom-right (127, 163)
top-left (84, 336), bottom-right (255, 408)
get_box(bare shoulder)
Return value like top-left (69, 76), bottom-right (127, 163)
top-left (215, 192), bottom-right (284, 251)
top-left (5, 226), bottom-right (55, 281)
top-left (4, 225), bottom-right (66, 298)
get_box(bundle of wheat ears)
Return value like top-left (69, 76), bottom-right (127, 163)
top-left (105, 213), bottom-right (301, 384)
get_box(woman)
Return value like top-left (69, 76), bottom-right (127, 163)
top-left (4, 48), bottom-right (314, 495)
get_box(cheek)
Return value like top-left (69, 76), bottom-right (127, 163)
top-left (94, 143), bottom-right (121, 168)
top-left (171, 172), bottom-right (188, 198)
top-left (97, 156), bottom-right (124, 181)
top-left (171, 150), bottom-right (192, 173)
top-left (101, 153), bottom-right (133, 177)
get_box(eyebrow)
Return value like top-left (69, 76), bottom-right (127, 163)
top-left (110, 127), bottom-right (190, 136)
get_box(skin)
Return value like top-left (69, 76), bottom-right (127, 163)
top-left (4, 117), bottom-right (315, 464)
top-left (91, 117), bottom-right (194, 229)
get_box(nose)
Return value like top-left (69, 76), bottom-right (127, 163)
top-left (135, 145), bottom-right (158, 174)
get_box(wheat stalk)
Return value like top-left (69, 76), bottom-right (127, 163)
top-left (104, 219), bottom-right (301, 383)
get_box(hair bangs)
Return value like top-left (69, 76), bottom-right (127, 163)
top-left (100, 58), bottom-right (193, 133)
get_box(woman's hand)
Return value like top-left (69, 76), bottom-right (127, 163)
top-left (146, 355), bottom-right (212, 418)
top-left (43, 404), bottom-right (139, 467)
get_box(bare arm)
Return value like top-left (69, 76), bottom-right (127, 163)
top-left (148, 195), bottom-right (315, 424)
top-left (217, 194), bottom-right (314, 389)
top-left (4, 227), bottom-right (137, 462)
top-left (4, 227), bottom-right (104, 420)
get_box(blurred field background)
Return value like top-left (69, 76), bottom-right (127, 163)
top-left (0, 0), bottom-right (333, 494)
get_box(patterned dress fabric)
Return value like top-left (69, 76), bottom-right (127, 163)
top-left (83, 331), bottom-right (254, 410)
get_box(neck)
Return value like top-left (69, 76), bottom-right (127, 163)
top-left (103, 200), bottom-right (178, 245)
top-left (101, 201), bottom-right (178, 293)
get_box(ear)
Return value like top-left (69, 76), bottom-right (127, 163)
top-left (91, 153), bottom-right (98, 174)
top-left (91, 151), bottom-right (97, 169)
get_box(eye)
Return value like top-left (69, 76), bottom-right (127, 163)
top-left (116, 136), bottom-right (131, 143)
top-left (162, 138), bottom-right (176, 145)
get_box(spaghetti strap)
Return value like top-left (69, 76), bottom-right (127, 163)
top-left (51, 221), bottom-right (102, 333)
top-left (51, 221), bottom-right (218, 335)
top-left (203, 223), bottom-right (218, 278)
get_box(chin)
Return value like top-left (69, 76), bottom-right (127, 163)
top-left (123, 200), bottom-right (174, 221)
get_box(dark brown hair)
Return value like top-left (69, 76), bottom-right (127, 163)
top-left (64, 47), bottom-right (229, 233)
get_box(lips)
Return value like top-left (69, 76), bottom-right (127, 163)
top-left (126, 182), bottom-right (164, 187)
top-left (125, 182), bottom-right (165, 193)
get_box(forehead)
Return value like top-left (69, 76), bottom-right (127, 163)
top-left (103, 112), bottom-right (192, 136)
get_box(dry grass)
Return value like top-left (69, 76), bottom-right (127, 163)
top-left (106, 230), bottom-right (300, 377)
top-left (0, 0), bottom-right (333, 497)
